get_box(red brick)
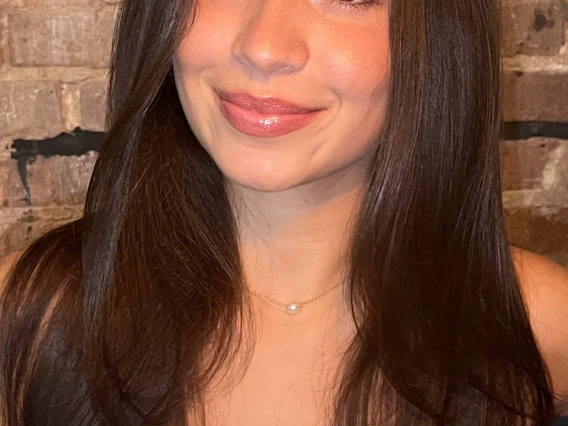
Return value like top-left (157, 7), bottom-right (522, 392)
top-left (503, 70), bottom-right (568, 122)
top-left (20, 0), bottom-right (94, 6)
top-left (0, 11), bottom-right (7, 66)
top-left (80, 81), bottom-right (107, 131)
top-left (26, 154), bottom-right (97, 206)
top-left (8, 10), bottom-right (115, 68)
top-left (25, 157), bottom-right (54, 207)
top-left (501, 0), bottom-right (565, 56)
top-left (0, 206), bottom-right (82, 256)
top-left (500, 138), bottom-right (563, 191)
top-left (0, 220), bottom-right (71, 255)
top-left (0, 81), bottom-right (63, 139)
top-left (505, 207), bottom-right (568, 267)
top-left (0, 160), bottom-right (27, 208)
top-left (51, 154), bottom-right (97, 205)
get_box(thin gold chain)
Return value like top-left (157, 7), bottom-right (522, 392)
top-left (246, 281), bottom-right (343, 308)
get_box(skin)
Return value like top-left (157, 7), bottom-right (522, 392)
top-left (172, 0), bottom-right (391, 422)
top-left (170, 0), bottom-right (568, 423)
top-left (172, 0), bottom-right (391, 421)
top-left (172, 0), bottom-right (389, 312)
top-left (0, 0), bottom-right (566, 425)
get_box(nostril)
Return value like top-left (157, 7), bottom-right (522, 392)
top-left (231, 52), bottom-right (300, 80)
top-left (230, 16), bottom-right (309, 79)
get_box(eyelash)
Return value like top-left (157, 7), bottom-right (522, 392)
top-left (331, 0), bottom-right (379, 11)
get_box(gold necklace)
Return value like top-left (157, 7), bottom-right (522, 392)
top-left (246, 282), bottom-right (343, 315)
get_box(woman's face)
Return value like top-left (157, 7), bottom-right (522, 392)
top-left (173, 0), bottom-right (390, 192)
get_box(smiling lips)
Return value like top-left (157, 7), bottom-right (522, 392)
top-left (216, 90), bottom-right (324, 137)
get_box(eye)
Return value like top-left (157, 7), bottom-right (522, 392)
top-left (330, 0), bottom-right (379, 11)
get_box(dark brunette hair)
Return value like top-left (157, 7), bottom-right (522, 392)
top-left (0, 0), bottom-right (559, 424)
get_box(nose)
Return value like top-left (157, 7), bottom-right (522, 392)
top-left (231, 0), bottom-right (309, 80)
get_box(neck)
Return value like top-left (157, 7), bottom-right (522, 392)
top-left (229, 164), bottom-right (368, 316)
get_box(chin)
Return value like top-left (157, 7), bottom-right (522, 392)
top-left (223, 168), bottom-right (307, 193)
top-left (209, 148), bottom-right (304, 192)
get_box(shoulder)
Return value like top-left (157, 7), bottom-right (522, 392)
top-left (510, 245), bottom-right (568, 415)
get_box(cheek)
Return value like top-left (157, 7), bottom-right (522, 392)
top-left (174, 6), bottom-right (234, 74)
top-left (310, 24), bottom-right (390, 168)
top-left (172, 7), bottom-right (235, 144)
top-left (316, 23), bottom-right (390, 105)
top-left (313, 26), bottom-right (391, 174)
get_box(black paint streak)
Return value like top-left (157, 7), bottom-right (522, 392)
top-left (9, 128), bottom-right (103, 206)
top-left (15, 157), bottom-right (31, 206)
top-left (10, 128), bottom-right (103, 159)
top-left (503, 122), bottom-right (568, 140)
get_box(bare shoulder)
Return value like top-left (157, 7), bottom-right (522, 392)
top-left (510, 245), bottom-right (568, 414)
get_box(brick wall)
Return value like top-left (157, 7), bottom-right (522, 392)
top-left (501, 0), bottom-right (568, 266)
top-left (0, 0), bottom-right (567, 266)
top-left (0, 0), bottom-right (113, 256)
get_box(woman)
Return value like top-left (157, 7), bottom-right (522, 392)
top-left (0, 0), bottom-right (567, 424)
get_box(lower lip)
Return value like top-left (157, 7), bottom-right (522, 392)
top-left (219, 100), bottom-right (322, 138)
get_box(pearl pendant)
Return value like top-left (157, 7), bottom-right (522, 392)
top-left (286, 303), bottom-right (302, 314)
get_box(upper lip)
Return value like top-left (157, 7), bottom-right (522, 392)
top-left (216, 90), bottom-right (323, 114)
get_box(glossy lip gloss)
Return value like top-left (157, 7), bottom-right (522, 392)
top-left (216, 90), bottom-right (324, 138)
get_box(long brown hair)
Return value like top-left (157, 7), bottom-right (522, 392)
top-left (0, 0), bottom-right (558, 424)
